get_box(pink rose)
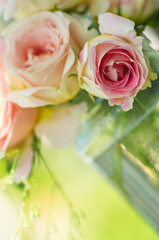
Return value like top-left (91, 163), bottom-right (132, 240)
top-left (78, 13), bottom-right (148, 111)
top-left (5, 11), bottom-right (97, 108)
top-left (0, 38), bottom-right (37, 157)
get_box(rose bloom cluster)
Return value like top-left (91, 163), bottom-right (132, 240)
top-left (1, 0), bottom-right (158, 22)
top-left (0, 0), bottom-right (156, 164)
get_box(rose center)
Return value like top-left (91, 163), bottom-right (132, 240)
top-left (104, 63), bottom-right (128, 82)
top-left (13, 22), bottom-right (62, 68)
top-left (25, 43), bottom-right (55, 66)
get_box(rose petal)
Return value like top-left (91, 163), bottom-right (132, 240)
top-left (58, 0), bottom-right (84, 10)
top-left (14, 144), bottom-right (33, 182)
top-left (35, 103), bottom-right (87, 148)
top-left (90, 0), bottom-right (109, 17)
top-left (65, 13), bottom-right (98, 52)
top-left (108, 97), bottom-right (134, 111)
top-left (98, 12), bottom-right (135, 37)
top-left (8, 106), bottom-right (38, 148)
top-left (3, 0), bottom-right (16, 21)
top-left (8, 87), bottom-right (70, 107)
top-left (80, 76), bottom-right (107, 99)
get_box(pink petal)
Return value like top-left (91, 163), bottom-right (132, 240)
top-left (14, 146), bottom-right (34, 182)
top-left (98, 13), bottom-right (135, 37)
top-left (108, 97), bottom-right (134, 111)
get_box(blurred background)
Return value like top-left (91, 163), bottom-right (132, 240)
top-left (0, 3), bottom-right (159, 239)
top-left (0, 146), bottom-right (159, 240)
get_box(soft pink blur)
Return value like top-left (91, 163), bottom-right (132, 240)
top-left (0, 38), bottom-right (37, 154)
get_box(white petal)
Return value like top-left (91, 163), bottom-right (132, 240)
top-left (35, 103), bottom-right (87, 148)
top-left (62, 48), bottom-right (75, 78)
top-left (4, 0), bottom-right (17, 21)
top-left (64, 13), bottom-right (98, 51)
top-left (90, 0), bottom-right (109, 17)
top-left (58, 0), bottom-right (84, 9)
top-left (8, 86), bottom-right (73, 108)
top-left (14, 145), bottom-right (34, 182)
top-left (80, 76), bottom-right (107, 99)
top-left (0, 151), bottom-right (4, 159)
top-left (98, 12), bottom-right (135, 36)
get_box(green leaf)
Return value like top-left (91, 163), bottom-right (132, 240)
top-left (88, 93), bottom-right (95, 103)
top-left (87, 20), bottom-right (100, 34)
top-left (136, 8), bottom-right (159, 28)
top-left (136, 25), bottom-right (146, 36)
top-left (68, 73), bottom-right (78, 78)
top-left (141, 57), bottom-right (157, 90)
top-left (0, 158), bottom-right (7, 179)
top-left (117, 1), bottom-right (121, 16)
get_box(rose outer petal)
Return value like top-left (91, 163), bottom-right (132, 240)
top-left (98, 12), bottom-right (135, 37)
top-left (35, 103), bottom-right (87, 148)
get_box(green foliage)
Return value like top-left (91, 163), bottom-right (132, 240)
top-left (143, 8), bottom-right (159, 27)
top-left (0, 158), bottom-right (7, 179)
top-left (141, 57), bottom-right (157, 90)
top-left (87, 19), bottom-right (100, 34)
top-left (136, 8), bottom-right (159, 36)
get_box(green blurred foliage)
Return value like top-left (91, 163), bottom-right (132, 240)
top-left (39, 146), bottom-right (159, 240)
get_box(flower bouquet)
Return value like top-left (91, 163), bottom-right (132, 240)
top-left (0, 0), bottom-right (159, 238)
